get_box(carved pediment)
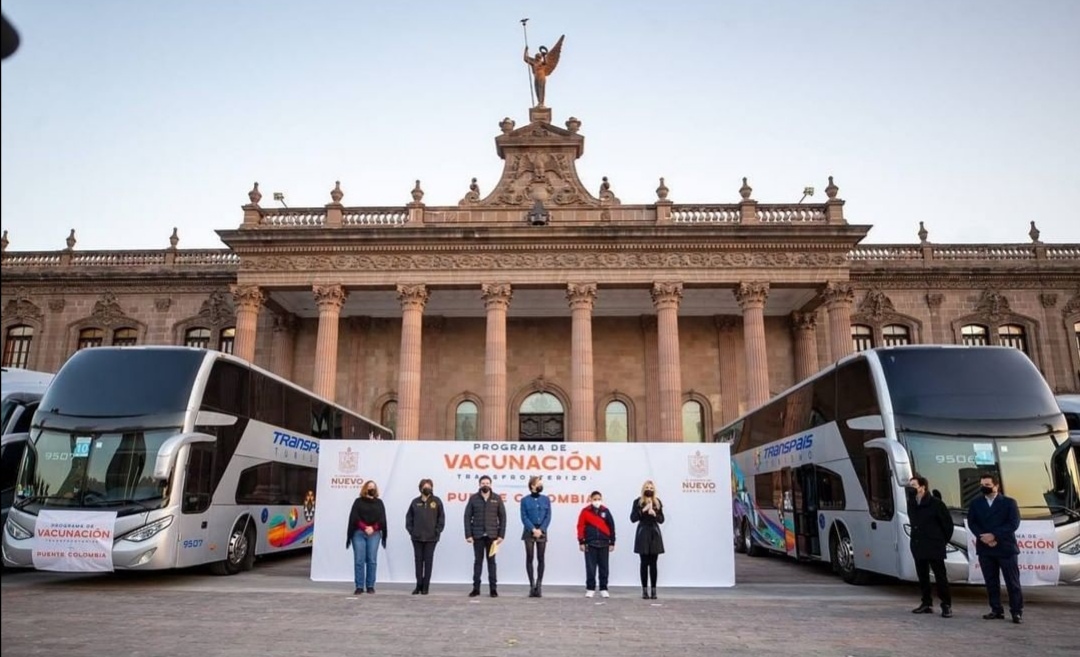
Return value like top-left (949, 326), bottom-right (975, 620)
top-left (91, 292), bottom-right (129, 327)
top-left (975, 289), bottom-right (1011, 322)
top-left (3, 288), bottom-right (44, 323)
top-left (199, 290), bottom-right (234, 326)
top-left (857, 289), bottom-right (896, 320)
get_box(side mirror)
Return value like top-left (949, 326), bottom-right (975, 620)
top-left (847, 415), bottom-right (884, 432)
top-left (152, 432), bottom-right (216, 481)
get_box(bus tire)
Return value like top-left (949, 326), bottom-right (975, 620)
top-left (210, 518), bottom-right (255, 576)
top-left (741, 519), bottom-right (765, 557)
top-left (830, 525), bottom-right (869, 585)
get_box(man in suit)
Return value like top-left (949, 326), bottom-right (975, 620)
top-left (967, 472), bottom-right (1024, 624)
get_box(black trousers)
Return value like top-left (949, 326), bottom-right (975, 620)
top-left (412, 540), bottom-right (436, 591)
top-left (584, 545), bottom-right (610, 591)
top-left (914, 557), bottom-right (952, 606)
top-left (979, 554), bottom-right (1024, 615)
top-left (472, 537), bottom-right (497, 588)
top-left (524, 535), bottom-right (546, 586)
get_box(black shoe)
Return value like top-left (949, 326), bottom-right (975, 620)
top-left (1011, 614), bottom-right (1023, 624)
top-left (490, 588), bottom-right (499, 598)
top-left (983, 612), bottom-right (1005, 620)
top-left (941, 605), bottom-right (953, 618)
top-left (528, 587), bottom-right (539, 598)
top-left (468, 588), bottom-right (481, 597)
top-left (650, 588), bottom-right (658, 600)
top-left (353, 588), bottom-right (363, 596)
top-left (421, 587), bottom-right (429, 595)
top-left (366, 587), bottom-right (375, 594)
top-left (412, 587), bottom-right (421, 595)
top-left (536, 585), bottom-right (542, 598)
top-left (642, 588), bottom-right (650, 600)
top-left (912, 604), bottom-right (934, 614)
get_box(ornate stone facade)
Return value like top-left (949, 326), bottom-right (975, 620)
top-left (3, 107), bottom-right (1078, 442)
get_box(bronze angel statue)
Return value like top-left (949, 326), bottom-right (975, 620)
top-left (524, 35), bottom-right (564, 107)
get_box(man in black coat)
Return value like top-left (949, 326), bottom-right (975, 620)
top-left (907, 475), bottom-right (954, 617)
top-left (463, 475), bottom-right (506, 597)
top-left (967, 472), bottom-right (1024, 624)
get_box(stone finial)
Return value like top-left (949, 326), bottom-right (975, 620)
top-left (411, 180), bottom-right (425, 203)
top-left (1, 229), bottom-right (8, 253)
top-left (499, 117), bottom-right (516, 135)
top-left (330, 180), bottom-right (344, 204)
top-left (739, 177), bottom-right (753, 201)
top-left (918, 221), bottom-right (929, 244)
top-left (825, 175), bottom-right (839, 199)
top-left (1029, 220), bottom-right (1041, 244)
top-left (600, 176), bottom-right (610, 194)
top-left (169, 227), bottom-right (179, 249)
top-left (470, 177), bottom-right (480, 195)
top-left (565, 116), bottom-right (582, 133)
top-left (247, 182), bottom-right (262, 205)
top-left (656, 177), bottom-right (670, 201)
top-left (65, 229), bottom-right (77, 251)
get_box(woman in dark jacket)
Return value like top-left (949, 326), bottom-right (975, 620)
top-left (346, 480), bottom-right (388, 595)
top-left (630, 479), bottom-right (665, 600)
top-left (907, 475), bottom-right (954, 617)
top-left (405, 477), bottom-right (445, 595)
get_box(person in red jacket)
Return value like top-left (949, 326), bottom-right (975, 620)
top-left (577, 490), bottom-right (616, 598)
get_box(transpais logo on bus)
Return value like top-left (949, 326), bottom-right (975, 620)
top-left (756, 433), bottom-right (814, 465)
top-left (272, 431), bottom-right (319, 453)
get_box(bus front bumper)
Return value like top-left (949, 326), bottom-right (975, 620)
top-left (3, 518), bottom-right (179, 571)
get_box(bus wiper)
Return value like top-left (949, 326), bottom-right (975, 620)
top-left (13, 495), bottom-right (72, 510)
top-left (81, 497), bottom-right (156, 513)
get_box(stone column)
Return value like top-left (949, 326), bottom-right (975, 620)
top-left (396, 284), bottom-right (429, 441)
top-left (640, 316), bottom-right (660, 439)
top-left (736, 282), bottom-right (770, 409)
top-left (312, 284), bottom-right (347, 401)
top-left (651, 282), bottom-right (684, 442)
top-left (714, 315), bottom-right (741, 425)
top-left (269, 313), bottom-right (297, 381)
top-left (567, 283), bottom-right (598, 442)
top-left (823, 281), bottom-right (855, 362)
top-left (230, 284), bottom-right (264, 363)
top-left (481, 283), bottom-right (512, 441)
top-left (791, 311), bottom-right (819, 382)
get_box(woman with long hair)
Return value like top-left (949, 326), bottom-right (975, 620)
top-left (630, 479), bottom-right (665, 599)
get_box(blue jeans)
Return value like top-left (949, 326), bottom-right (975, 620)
top-left (351, 532), bottom-right (380, 590)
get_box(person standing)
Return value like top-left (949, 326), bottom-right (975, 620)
top-left (576, 490), bottom-right (616, 598)
top-left (906, 475), bottom-right (954, 617)
top-left (463, 475), bottom-right (506, 597)
top-left (968, 473), bottom-right (1024, 624)
top-left (630, 479), bottom-right (665, 600)
top-left (520, 475), bottom-right (552, 598)
top-left (345, 480), bottom-right (387, 595)
top-left (405, 477), bottom-right (445, 595)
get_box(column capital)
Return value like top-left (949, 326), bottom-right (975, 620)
top-left (735, 281), bottom-right (770, 310)
top-left (791, 310), bottom-right (818, 332)
top-left (566, 282), bottom-right (598, 310)
top-left (230, 284), bottom-right (265, 313)
top-left (822, 281), bottom-right (855, 309)
top-left (313, 284), bottom-right (348, 311)
top-left (714, 314), bottom-right (741, 332)
top-left (650, 281), bottom-right (683, 310)
top-left (397, 283), bottom-right (429, 311)
top-left (481, 282), bottom-right (513, 309)
top-left (272, 312), bottom-right (298, 334)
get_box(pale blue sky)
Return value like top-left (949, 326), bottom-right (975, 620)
top-left (2, 1), bottom-right (1078, 251)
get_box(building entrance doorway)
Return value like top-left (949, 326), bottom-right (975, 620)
top-left (519, 392), bottom-right (565, 441)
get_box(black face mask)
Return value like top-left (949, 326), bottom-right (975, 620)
top-left (480, 486), bottom-right (491, 494)
top-left (534, 486), bottom-right (544, 495)
top-left (366, 491), bottom-right (376, 498)
top-left (421, 487), bottom-right (432, 496)
top-left (981, 485), bottom-right (995, 496)
top-left (644, 490), bottom-right (654, 498)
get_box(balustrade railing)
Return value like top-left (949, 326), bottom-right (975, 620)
top-left (343, 208), bottom-right (408, 226)
top-left (755, 204), bottom-right (827, 223)
top-left (671, 205), bottom-right (740, 223)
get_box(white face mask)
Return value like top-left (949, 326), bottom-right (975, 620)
top-left (591, 500), bottom-right (602, 509)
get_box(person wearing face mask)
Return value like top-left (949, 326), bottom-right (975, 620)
top-left (463, 475), bottom-right (506, 597)
top-left (576, 490), bottom-right (616, 598)
top-left (346, 480), bottom-right (388, 595)
top-left (520, 475), bottom-right (552, 597)
top-left (967, 472), bottom-right (1024, 624)
top-left (405, 477), bottom-right (445, 595)
top-left (631, 479), bottom-right (665, 600)
top-left (906, 475), bottom-right (954, 617)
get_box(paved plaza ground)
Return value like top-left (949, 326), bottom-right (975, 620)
top-left (2, 552), bottom-right (1076, 657)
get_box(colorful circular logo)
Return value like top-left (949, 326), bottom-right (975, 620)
top-left (288, 507), bottom-right (299, 529)
top-left (260, 508), bottom-right (269, 524)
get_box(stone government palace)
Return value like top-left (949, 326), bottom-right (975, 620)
top-left (2, 104), bottom-right (1079, 442)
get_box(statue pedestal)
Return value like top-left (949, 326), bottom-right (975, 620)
top-left (529, 106), bottom-right (552, 124)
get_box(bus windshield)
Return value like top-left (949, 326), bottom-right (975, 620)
top-left (39, 349), bottom-right (204, 418)
top-left (18, 428), bottom-right (177, 511)
top-left (879, 348), bottom-right (1060, 420)
top-left (905, 432), bottom-right (1076, 520)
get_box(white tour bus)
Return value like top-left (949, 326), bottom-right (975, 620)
top-left (2, 346), bottom-right (391, 574)
top-left (715, 345), bottom-right (1079, 585)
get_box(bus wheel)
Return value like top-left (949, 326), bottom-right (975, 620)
top-left (742, 519), bottom-right (765, 557)
top-left (830, 526), bottom-right (869, 585)
top-left (211, 519), bottom-right (254, 576)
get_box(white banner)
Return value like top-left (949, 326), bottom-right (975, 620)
top-left (965, 520), bottom-right (1059, 586)
top-left (32, 510), bottom-right (117, 572)
top-left (311, 442), bottom-right (733, 588)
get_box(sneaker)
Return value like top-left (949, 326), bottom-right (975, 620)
top-left (1011, 614), bottom-right (1023, 625)
top-left (585, 590), bottom-right (595, 598)
top-left (941, 605), bottom-right (953, 618)
top-left (912, 604), bottom-right (934, 614)
top-left (353, 588), bottom-right (363, 596)
top-left (366, 587), bottom-right (375, 594)
top-left (600, 590), bottom-right (610, 598)
top-left (468, 588), bottom-right (481, 598)
top-left (982, 612), bottom-right (1005, 620)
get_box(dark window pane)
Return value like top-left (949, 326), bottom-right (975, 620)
top-left (201, 360), bottom-right (250, 417)
top-left (112, 328), bottom-right (138, 347)
top-left (184, 328), bottom-right (211, 349)
top-left (78, 328), bottom-right (105, 351)
top-left (3, 325), bottom-right (33, 368)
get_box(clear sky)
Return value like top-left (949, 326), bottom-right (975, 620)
top-left (2, 1), bottom-right (1078, 252)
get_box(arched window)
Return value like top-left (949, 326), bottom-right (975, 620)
top-left (605, 401), bottom-right (628, 442)
top-left (381, 400), bottom-right (398, 436)
top-left (682, 400), bottom-right (704, 443)
top-left (455, 400), bottom-right (478, 441)
top-left (2, 325), bottom-right (33, 368)
top-left (77, 328), bottom-right (105, 350)
top-left (219, 327), bottom-right (236, 355)
top-left (961, 324), bottom-right (989, 346)
top-left (112, 327), bottom-right (138, 347)
top-left (851, 325), bottom-right (874, 352)
top-left (882, 324), bottom-right (910, 347)
top-left (1074, 321), bottom-right (1080, 360)
top-left (998, 324), bottom-right (1027, 354)
top-left (519, 392), bottom-right (565, 441)
top-left (185, 327), bottom-right (211, 349)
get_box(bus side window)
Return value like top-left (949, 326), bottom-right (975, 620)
top-left (754, 474), bottom-right (775, 509)
top-left (815, 466), bottom-right (846, 510)
top-left (182, 443), bottom-right (215, 514)
top-left (866, 448), bottom-right (894, 520)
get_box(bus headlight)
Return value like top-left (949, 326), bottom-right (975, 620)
top-left (119, 516), bottom-right (173, 543)
top-left (5, 518), bottom-right (31, 540)
top-left (1061, 535), bottom-right (1080, 556)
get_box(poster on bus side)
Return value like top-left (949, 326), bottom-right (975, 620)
top-left (965, 520), bottom-right (1059, 586)
top-left (31, 510), bottom-right (117, 572)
